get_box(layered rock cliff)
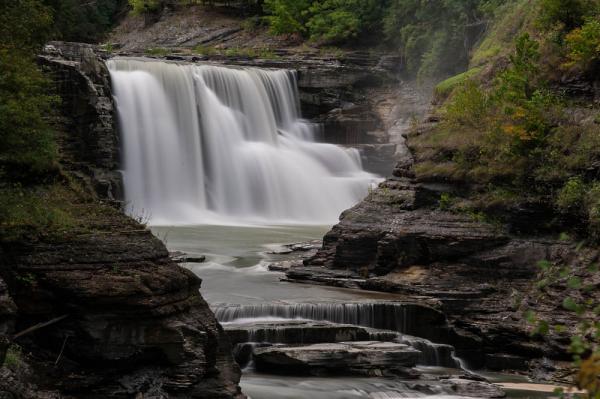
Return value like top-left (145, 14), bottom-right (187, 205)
top-left (292, 121), bottom-right (597, 380)
top-left (0, 42), bottom-right (243, 398)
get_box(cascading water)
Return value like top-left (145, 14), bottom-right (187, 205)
top-left (107, 58), bottom-right (377, 225)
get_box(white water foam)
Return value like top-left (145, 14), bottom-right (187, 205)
top-left (107, 59), bottom-right (379, 226)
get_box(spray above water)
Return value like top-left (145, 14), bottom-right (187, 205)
top-left (107, 59), bottom-right (378, 225)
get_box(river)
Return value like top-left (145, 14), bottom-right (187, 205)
top-left (152, 224), bottom-right (556, 399)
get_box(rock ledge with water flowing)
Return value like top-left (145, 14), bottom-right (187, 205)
top-left (253, 341), bottom-right (421, 377)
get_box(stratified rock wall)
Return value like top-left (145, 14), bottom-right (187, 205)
top-left (1, 226), bottom-right (242, 398)
top-left (0, 42), bottom-right (243, 398)
top-left (39, 41), bottom-right (122, 201)
top-left (300, 137), bottom-right (585, 374)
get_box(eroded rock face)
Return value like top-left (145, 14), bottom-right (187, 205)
top-left (299, 175), bottom-right (579, 371)
top-left (0, 41), bottom-right (243, 398)
top-left (39, 42), bottom-right (122, 201)
top-left (1, 218), bottom-right (243, 398)
top-left (307, 178), bottom-right (509, 276)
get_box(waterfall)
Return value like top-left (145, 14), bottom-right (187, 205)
top-left (107, 58), bottom-right (377, 225)
top-left (213, 303), bottom-right (415, 332)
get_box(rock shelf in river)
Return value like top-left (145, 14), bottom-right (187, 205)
top-left (253, 341), bottom-right (421, 377)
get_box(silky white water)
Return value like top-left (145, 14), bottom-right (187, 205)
top-left (107, 58), bottom-right (377, 225)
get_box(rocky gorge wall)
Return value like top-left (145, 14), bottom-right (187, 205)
top-left (0, 42), bottom-right (243, 399)
top-left (40, 42), bottom-right (123, 201)
top-left (290, 121), bottom-right (598, 380)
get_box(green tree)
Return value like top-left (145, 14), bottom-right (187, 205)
top-left (306, 0), bottom-right (387, 44)
top-left (263, 0), bottom-right (311, 36)
top-left (538, 0), bottom-right (599, 31)
top-left (563, 18), bottom-right (600, 71)
top-left (0, 0), bottom-right (57, 180)
top-left (383, 0), bottom-right (491, 79)
top-left (44, 0), bottom-right (128, 43)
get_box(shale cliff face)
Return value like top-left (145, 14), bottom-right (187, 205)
top-left (40, 42), bottom-right (123, 201)
top-left (294, 128), bottom-right (595, 378)
top-left (0, 42), bottom-right (242, 399)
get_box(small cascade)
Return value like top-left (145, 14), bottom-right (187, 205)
top-left (107, 58), bottom-right (378, 225)
top-left (216, 303), bottom-right (461, 368)
top-left (213, 302), bottom-right (416, 332)
top-left (398, 336), bottom-right (460, 368)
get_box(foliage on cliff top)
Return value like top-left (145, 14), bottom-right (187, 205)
top-left (126, 0), bottom-right (508, 80)
top-left (0, 0), bottom-right (58, 182)
top-left (262, 0), bottom-right (499, 79)
top-left (43, 0), bottom-right (128, 43)
top-left (0, 0), bottom-right (113, 242)
top-left (411, 0), bottom-right (600, 238)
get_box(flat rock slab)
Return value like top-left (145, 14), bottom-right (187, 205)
top-left (254, 341), bottom-right (421, 377)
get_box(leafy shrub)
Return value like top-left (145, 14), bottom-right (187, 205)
top-left (443, 80), bottom-right (492, 130)
top-left (0, 185), bottom-right (75, 242)
top-left (144, 47), bottom-right (170, 55)
top-left (490, 34), bottom-right (558, 147)
top-left (45, 0), bottom-right (127, 43)
top-left (435, 67), bottom-right (482, 98)
top-left (306, 0), bottom-right (385, 44)
top-left (383, 0), bottom-right (490, 79)
top-left (537, 0), bottom-right (596, 31)
top-left (563, 18), bottom-right (600, 71)
top-left (2, 345), bottom-right (23, 371)
top-left (306, 2), bottom-right (361, 43)
top-left (438, 193), bottom-right (454, 211)
top-left (556, 177), bottom-right (586, 210)
top-left (0, 0), bottom-right (58, 181)
top-left (263, 0), bottom-right (386, 44)
top-left (263, 0), bottom-right (311, 36)
top-left (129, 0), bottom-right (163, 14)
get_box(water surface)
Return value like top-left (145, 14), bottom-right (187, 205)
top-left (152, 224), bottom-right (558, 399)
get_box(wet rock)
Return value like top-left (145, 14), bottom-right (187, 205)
top-left (266, 260), bottom-right (301, 271)
top-left (301, 170), bottom-right (580, 372)
top-left (288, 240), bottom-right (322, 252)
top-left (356, 143), bottom-right (398, 176)
top-left (484, 353), bottom-right (529, 371)
top-left (267, 240), bottom-right (322, 255)
top-left (284, 266), bottom-right (365, 288)
top-left (170, 251), bottom-right (206, 263)
top-left (267, 248), bottom-right (293, 255)
top-left (253, 341), bottom-right (421, 377)
top-left (224, 320), bottom-right (372, 346)
top-left (214, 301), bottom-right (447, 344)
top-left (38, 42), bottom-right (122, 201)
top-left (306, 181), bottom-right (508, 276)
